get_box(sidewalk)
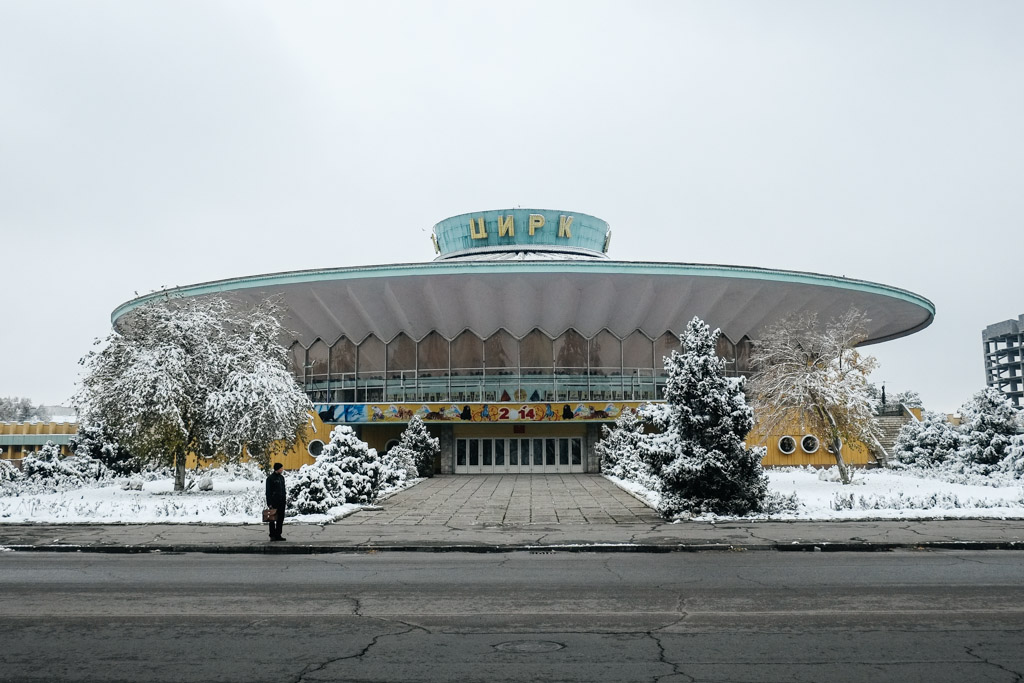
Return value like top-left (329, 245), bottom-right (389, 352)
top-left (2, 518), bottom-right (1024, 554)
top-left (2, 475), bottom-right (1024, 553)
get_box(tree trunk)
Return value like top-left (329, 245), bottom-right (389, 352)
top-left (174, 448), bottom-right (186, 491)
top-left (817, 406), bottom-right (851, 485)
top-left (829, 437), bottom-right (850, 485)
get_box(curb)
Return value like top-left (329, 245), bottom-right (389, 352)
top-left (2, 540), bottom-right (1022, 554)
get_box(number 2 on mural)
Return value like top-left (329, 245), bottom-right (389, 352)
top-left (497, 407), bottom-right (511, 420)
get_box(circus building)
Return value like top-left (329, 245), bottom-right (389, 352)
top-left (112, 209), bottom-right (934, 473)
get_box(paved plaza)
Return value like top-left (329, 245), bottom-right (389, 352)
top-left (346, 475), bottom-right (663, 526)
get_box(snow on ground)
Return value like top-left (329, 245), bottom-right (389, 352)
top-left (612, 467), bottom-right (1024, 521)
top-left (0, 468), bottom-right (415, 525)
top-left (764, 467), bottom-right (1024, 521)
top-left (1, 467), bottom-right (1022, 524)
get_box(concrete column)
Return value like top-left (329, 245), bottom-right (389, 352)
top-left (438, 425), bottom-right (455, 474)
top-left (585, 422), bottom-right (603, 473)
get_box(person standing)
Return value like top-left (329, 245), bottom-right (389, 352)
top-left (265, 462), bottom-right (287, 541)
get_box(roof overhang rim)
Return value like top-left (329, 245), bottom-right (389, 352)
top-left (112, 259), bottom-right (935, 331)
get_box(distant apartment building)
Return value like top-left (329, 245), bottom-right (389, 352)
top-left (983, 314), bottom-right (1024, 407)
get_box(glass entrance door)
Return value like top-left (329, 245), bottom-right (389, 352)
top-left (455, 437), bottom-right (584, 474)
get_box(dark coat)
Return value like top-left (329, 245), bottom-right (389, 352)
top-left (265, 471), bottom-right (286, 511)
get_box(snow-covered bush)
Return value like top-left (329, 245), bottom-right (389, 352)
top-left (639, 317), bottom-right (768, 517)
top-left (959, 388), bottom-right (1021, 470)
top-left (59, 453), bottom-right (109, 481)
top-left (890, 389), bottom-right (1024, 483)
top-left (0, 458), bottom-right (22, 487)
top-left (890, 412), bottom-right (965, 468)
top-left (288, 426), bottom-right (383, 514)
top-left (22, 443), bottom-right (80, 480)
top-left (596, 408), bottom-right (656, 489)
top-left (210, 462), bottom-right (264, 481)
top-left (396, 416), bottom-right (439, 478)
top-left (17, 442), bottom-right (109, 492)
top-left (70, 422), bottom-right (140, 475)
top-left (380, 446), bottom-right (416, 485)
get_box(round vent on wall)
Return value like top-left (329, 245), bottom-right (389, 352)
top-left (778, 436), bottom-right (797, 455)
top-left (801, 435), bottom-right (820, 453)
top-left (307, 439), bottom-right (325, 458)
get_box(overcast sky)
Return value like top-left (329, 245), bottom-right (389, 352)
top-left (2, 1), bottom-right (1022, 414)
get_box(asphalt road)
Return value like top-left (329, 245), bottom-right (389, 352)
top-left (1, 550), bottom-right (1023, 682)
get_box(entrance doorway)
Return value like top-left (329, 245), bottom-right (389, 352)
top-left (455, 437), bottom-right (584, 474)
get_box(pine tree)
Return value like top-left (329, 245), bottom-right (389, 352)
top-left (70, 422), bottom-right (140, 475)
top-left (891, 412), bottom-right (964, 468)
top-left (396, 415), bottom-right (439, 477)
top-left (640, 317), bottom-right (767, 517)
top-left (959, 388), bottom-right (1020, 469)
top-left (596, 409), bottom-right (652, 486)
top-left (289, 426), bottom-right (383, 513)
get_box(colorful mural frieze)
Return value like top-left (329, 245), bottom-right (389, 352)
top-left (313, 402), bottom-right (649, 424)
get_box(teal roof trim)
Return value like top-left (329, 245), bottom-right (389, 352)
top-left (113, 260), bottom-right (934, 325)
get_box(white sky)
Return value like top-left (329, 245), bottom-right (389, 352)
top-left (1, 1), bottom-right (1021, 413)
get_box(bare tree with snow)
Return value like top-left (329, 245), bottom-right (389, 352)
top-left (75, 295), bottom-right (312, 491)
top-left (748, 308), bottom-right (880, 485)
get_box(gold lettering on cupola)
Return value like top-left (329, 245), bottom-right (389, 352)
top-left (558, 215), bottom-right (573, 238)
top-left (469, 217), bottom-right (488, 239)
top-left (528, 214), bottom-right (545, 235)
top-left (498, 215), bottom-right (514, 237)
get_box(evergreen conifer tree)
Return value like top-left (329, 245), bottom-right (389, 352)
top-left (640, 317), bottom-right (767, 517)
top-left (396, 415), bottom-right (440, 477)
top-left (596, 409), bottom-right (651, 486)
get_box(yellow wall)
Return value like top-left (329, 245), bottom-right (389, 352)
top-left (748, 419), bottom-right (874, 468)
top-left (2, 413), bottom-right (879, 471)
top-left (0, 421), bottom-right (78, 437)
top-left (0, 421), bottom-right (77, 459)
top-left (188, 412), bottom-right (328, 471)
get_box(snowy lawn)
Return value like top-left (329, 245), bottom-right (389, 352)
top-left (610, 466), bottom-right (1024, 521)
top-left (0, 469), bottom-right (418, 525)
top-left (3, 467), bottom-right (1023, 524)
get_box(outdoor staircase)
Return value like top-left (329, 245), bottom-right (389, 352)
top-left (871, 406), bottom-right (920, 466)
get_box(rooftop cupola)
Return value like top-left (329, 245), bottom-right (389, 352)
top-left (432, 209), bottom-right (611, 260)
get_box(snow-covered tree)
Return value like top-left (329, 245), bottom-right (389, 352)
top-left (395, 415), bottom-right (439, 478)
top-left (596, 408), bottom-right (653, 487)
top-left (75, 295), bottom-right (312, 491)
top-left (890, 390), bottom-right (924, 409)
top-left (0, 397), bottom-right (49, 422)
top-left (869, 384), bottom-right (925, 411)
top-left (889, 390), bottom-right (1024, 481)
top-left (748, 308), bottom-right (880, 484)
top-left (70, 422), bottom-right (140, 475)
top-left (0, 457), bottom-right (20, 487)
top-left (380, 446), bottom-right (416, 484)
top-left (20, 442), bottom-right (103, 486)
top-left (639, 317), bottom-right (768, 517)
top-left (959, 388), bottom-right (1021, 470)
top-left (890, 412), bottom-right (964, 468)
top-left (289, 426), bottom-right (384, 513)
